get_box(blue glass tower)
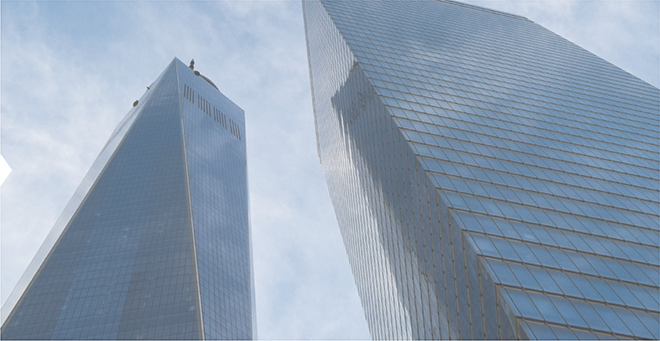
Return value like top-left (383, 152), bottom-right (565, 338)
top-left (1, 58), bottom-right (255, 340)
top-left (303, 0), bottom-right (659, 339)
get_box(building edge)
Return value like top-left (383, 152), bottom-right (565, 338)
top-left (0, 62), bottom-right (169, 327)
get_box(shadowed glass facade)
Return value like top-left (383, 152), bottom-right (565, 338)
top-left (303, 0), bottom-right (659, 339)
top-left (1, 58), bottom-right (255, 340)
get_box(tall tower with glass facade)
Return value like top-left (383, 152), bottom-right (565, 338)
top-left (1, 58), bottom-right (255, 340)
top-left (303, 0), bottom-right (659, 339)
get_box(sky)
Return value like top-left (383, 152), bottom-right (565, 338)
top-left (1, 0), bottom-right (658, 339)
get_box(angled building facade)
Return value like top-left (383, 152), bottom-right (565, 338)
top-left (1, 58), bottom-right (255, 340)
top-left (303, 0), bottom-right (659, 339)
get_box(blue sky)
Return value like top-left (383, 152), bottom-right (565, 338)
top-left (1, 0), bottom-right (658, 339)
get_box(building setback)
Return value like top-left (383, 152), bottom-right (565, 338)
top-left (1, 58), bottom-right (255, 340)
top-left (303, 0), bottom-right (659, 339)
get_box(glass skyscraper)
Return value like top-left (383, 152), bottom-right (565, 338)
top-left (1, 58), bottom-right (255, 340)
top-left (303, 0), bottom-right (659, 339)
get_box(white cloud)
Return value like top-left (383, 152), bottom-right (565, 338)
top-left (219, 0), bottom-right (272, 18)
top-left (1, 1), bottom-right (369, 339)
top-left (1, 0), bottom-right (657, 339)
top-left (1, 2), bottom-right (126, 304)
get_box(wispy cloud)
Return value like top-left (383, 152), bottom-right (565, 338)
top-left (1, 0), bottom-right (657, 339)
top-left (1, 1), bottom-right (370, 339)
top-left (2, 2), bottom-right (127, 303)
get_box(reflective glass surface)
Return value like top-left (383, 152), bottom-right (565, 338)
top-left (179, 62), bottom-right (254, 340)
top-left (1, 59), bottom-right (152, 327)
top-left (303, 0), bottom-right (659, 339)
top-left (1, 59), bottom-right (254, 340)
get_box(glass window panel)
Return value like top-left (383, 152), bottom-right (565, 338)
top-left (527, 244), bottom-right (559, 268)
top-left (634, 311), bottom-right (660, 340)
top-left (528, 267), bottom-right (561, 294)
top-left (568, 274), bottom-right (604, 302)
top-left (566, 252), bottom-right (598, 275)
top-left (623, 263), bottom-right (657, 287)
top-left (469, 234), bottom-right (502, 258)
top-left (508, 263), bottom-right (542, 291)
top-left (548, 296), bottom-right (589, 329)
top-left (572, 329), bottom-right (601, 339)
top-left (612, 308), bottom-right (654, 339)
top-left (593, 304), bottom-right (633, 336)
top-left (627, 284), bottom-right (660, 312)
top-left (570, 300), bottom-right (612, 333)
top-left (547, 325), bottom-right (578, 339)
top-left (546, 249), bottom-right (579, 272)
top-left (586, 277), bottom-right (624, 305)
top-left (527, 291), bottom-right (566, 325)
top-left (510, 242), bottom-right (541, 266)
top-left (521, 321), bottom-right (556, 339)
top-left (504, 289), bottom-right (543, 320)
top-left (485, 260), bottom-right (520, 287)
top-left (491, 238), bottom-right (521, 261)
top-left (549, 271), bottom-right (584, 298)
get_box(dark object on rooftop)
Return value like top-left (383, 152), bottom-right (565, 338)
top-left (189, 59), bottom-right (219, 91)
top-left (133, 100), bottom-right (139, 107)
top-left (198, 73), bottom-right (219, 91)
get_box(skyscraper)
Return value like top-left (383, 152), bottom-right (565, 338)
top-left (303, 0), bottom-right (659, 339)
top-left (1, 58), bottom-right (255, 340)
